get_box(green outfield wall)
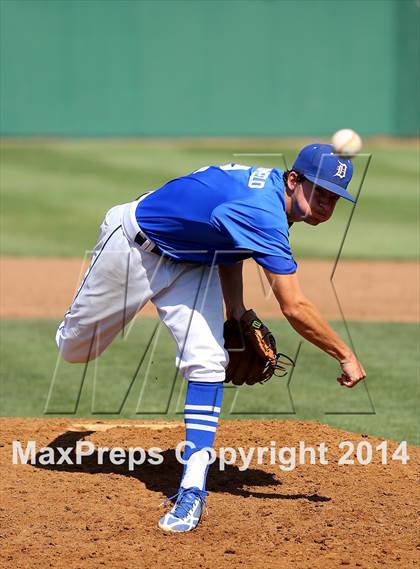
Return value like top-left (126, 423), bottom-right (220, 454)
top-left (0, 0), bottom-right (418, 137)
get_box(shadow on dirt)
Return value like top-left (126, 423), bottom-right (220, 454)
top-left (33, 430), bottom-right (331, 503)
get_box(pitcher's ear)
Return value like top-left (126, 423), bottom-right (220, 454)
top-left (285, 170), bottom-right (300, 191)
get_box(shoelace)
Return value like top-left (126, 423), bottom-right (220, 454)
top-left (160, 487), bottom-right (208, 519)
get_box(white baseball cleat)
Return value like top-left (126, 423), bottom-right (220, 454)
top-left (158, 486), bottom-right (208, 533)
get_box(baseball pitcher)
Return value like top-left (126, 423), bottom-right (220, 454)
top-left (56, 144), bottom-right (366, 533)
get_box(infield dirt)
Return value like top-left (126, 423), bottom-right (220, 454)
top-left (1, 258), bottom-right (419, 321)
top-left (1, 418), bottom-right (418, 569)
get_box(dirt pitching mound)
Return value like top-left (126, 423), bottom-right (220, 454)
top-left (1, 418), bottom-right (418, 569)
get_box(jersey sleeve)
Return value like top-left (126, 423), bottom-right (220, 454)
top-left (253, 252), bottom-right (297, 274)
top-left (211, 191), bottom-right (297, 274)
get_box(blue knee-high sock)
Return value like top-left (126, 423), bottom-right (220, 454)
top-left (180, 380), bottom-right (224, 491)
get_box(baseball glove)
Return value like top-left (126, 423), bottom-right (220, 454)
top-left (223, 309), bottom-right (294, 386)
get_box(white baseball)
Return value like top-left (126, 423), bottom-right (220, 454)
top-left (331, 129), bottom-right (362, 156)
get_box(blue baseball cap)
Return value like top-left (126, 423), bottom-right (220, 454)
top-left (292, 144), bottom-right (355, 202)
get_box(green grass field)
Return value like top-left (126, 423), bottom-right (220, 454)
top-left (1, 140), bottom-right (418, 259)
top-left (1, 318), bottom-right (418, 444)
top-left (1, 139), bottom-right (418, 444)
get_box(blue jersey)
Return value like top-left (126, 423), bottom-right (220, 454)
top-left (136, 164), bottom-right (297, 274)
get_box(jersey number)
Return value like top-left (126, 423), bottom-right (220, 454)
top-left (192, 164), bottom-right (272, 189)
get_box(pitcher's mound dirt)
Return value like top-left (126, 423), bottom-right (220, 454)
top-left (0, 418), bottom-right (418, 569)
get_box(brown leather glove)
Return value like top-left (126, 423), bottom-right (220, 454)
top-left (223, 309), bottom-right (293, 386)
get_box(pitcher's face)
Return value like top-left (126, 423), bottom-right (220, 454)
top-left (292, 179), bottom-right (340, 225)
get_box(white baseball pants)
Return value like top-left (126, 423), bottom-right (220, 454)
top-left (56, 202), bottom-right (227, 382)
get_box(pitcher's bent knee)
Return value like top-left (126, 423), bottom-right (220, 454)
top-left (55, 322), bottom-right (98, 364)
top-left (177, 345), bottom-right (228, 383)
